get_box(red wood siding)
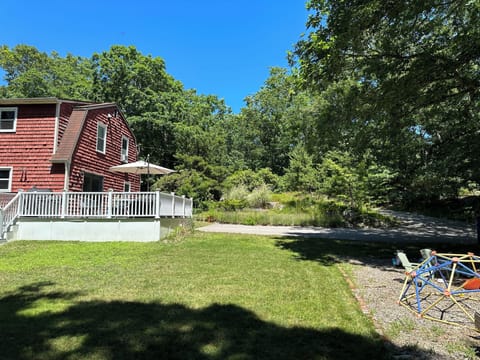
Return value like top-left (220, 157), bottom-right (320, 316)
top-left (0, 100), bottom-right (140, 193)
top-left (0, 104), bottom-right (65, 192)
top-left (68, 107), bottom-right (140, 192)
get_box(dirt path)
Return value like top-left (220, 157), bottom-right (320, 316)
top-left (198, 210), bottom-right (477, 244)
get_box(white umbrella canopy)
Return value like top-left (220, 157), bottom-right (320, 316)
top-left (109, 160), bottom-right (175, 175)
top-left (110, 160), bottom-right (175, 191)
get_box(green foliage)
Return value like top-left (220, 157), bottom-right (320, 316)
top-left (318, 151), bottom-right (366, 207)
top-left (281, 145), bottom-right (320, 192)
top-left (246, 183), bottom-right (272, 209)
top-left (154, 155), bottom-right (228, 208)
top-left (214, 198), bottom-right (248, 211)
top-left (0, 44), bottom-right (92, 99)
top-left (318, 151), bottom-right (397, 207)
top-left (198, 192), bottom-right (395, 228)
top-left (221, 182), bottom-right (272, 210)
top-left (293, 0), bottom-right (480, 205)
top-left (223, 168), bottom-right (279, 192)
top-left (91, 45), bottom-right (179, 116)
top-left (228, 68), bottom-right (313, 174)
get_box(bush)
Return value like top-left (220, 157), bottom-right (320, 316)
top-left (216, 199), bottom-right (248, 211)
top-left (246, 184), bottom-right (272, 208)
top-left (223, 168), bottom-right (279, 192)
top-left (223, 184), bottom-right (249, 202)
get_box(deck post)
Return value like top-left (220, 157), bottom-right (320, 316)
top-left (0, 208), bottom-right (4, 239)
top-left (17, 190), bottom-right (24, 216)
top-left (155, 191), bottom-right (161, 219)
top-left (61, 190), bottom-right (67, 219)
top-left (171, 192), bottom-right (175, 218)
top-left (107, 189), bottom-right (113, 219)
top-left (182, 195), bottom-right (186, 218)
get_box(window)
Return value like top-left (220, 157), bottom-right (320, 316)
top-left (0, 168), bottom-right (12, 192)
top-left (83, 172), bottom-right (104, 192)
top-left (121, 136), bottom-right (129, 162)
top-left (0, 107), bottom-right (17, 132)
top-left (123, 182), bottom-right (131, 192)
top-left (96, 122), bottom-right (107, 153)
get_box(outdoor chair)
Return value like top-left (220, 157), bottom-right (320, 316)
top-left (396, 251), bottom-right (419, 273)
top-left (420, 248), bottom-right (432, 260)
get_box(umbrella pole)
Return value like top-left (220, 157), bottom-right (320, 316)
top-left (147, 154), bottom-right (150, 192)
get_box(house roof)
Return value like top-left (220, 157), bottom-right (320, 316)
top-left (0, 97), bottom-right (92, 106)
top-left (75, 103), bottom-right (117, 110)
top-left (50, 108), bottom-right (88, 163)
top-left (51, 102), bottom-right (134, 164)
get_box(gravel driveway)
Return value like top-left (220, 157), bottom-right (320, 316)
top-left (198, 210), bottom-right (477, 244)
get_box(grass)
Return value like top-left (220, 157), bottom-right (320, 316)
top-left (196, 208), bottom-right (318, 226)
top-left (198, 192), bottom-right (396, 228)
top-left (1, 234), bottom-right (476, 359)
top-left (384, 317), bottom-right (417, 338)
top-left (196, 207), bottom-right (395, 228)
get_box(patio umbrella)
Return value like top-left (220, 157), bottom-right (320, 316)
top-left (109, 160), bottom-right (175, 175)
top-left (109, 160), bottom-right (175, 190)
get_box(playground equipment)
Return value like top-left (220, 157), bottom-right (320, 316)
top-left (397, 251), bottom-right (480, 330)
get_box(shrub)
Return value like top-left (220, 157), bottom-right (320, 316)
top-left (223, 168), bottom-right (279, 192)
top-left (216, 199), bottom-right (248, 211)
top-left (246, 184), bottom-right (272, 208)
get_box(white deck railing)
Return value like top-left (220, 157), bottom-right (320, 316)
top-left (0, 190), bottom-right (193, 239)
top-left (0, 193), bottom-right (16, 208)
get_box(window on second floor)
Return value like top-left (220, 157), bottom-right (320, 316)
top-left (0, 168), bottom-right (12, 192)
top-left (0, 107), bottom-right (17, 132)
top-left (96, 122), bottom-right (107, 154)
top-left (121, 136), bottom-right (129, 163)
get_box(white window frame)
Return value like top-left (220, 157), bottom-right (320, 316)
top-left (123, 182), bottom-right (131, 192)
top-left (121, 136), bottom-right (129, 163)
top-left (0, 107), bottom-right (17, 132)
top-left (96, 122), bottom-right (107, 154)
top-left (0, 167), bottom-right (13, 192)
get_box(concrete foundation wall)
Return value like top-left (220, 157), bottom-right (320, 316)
top-left (8, 218), bottom-right (187, 242)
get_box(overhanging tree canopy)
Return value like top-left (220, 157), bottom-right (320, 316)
top-left (293, 0), bottom-right (480, 199)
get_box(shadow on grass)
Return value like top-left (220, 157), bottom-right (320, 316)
top-left (0, 281), bottom-right (428, 360)
top-left (275, 236), bottom-right (480, 269)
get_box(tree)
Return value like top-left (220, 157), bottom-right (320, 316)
top-left (282, 145), bottom-right (320, 192)
top-left (154, 155), bottom-right (228, 207)
top-left (0, 45), bottom-right (92, 99)
top-left (91, 45), bottom-right (181, 117)
top-left (230, 67), bottom-right (315, 174)
top-left (293, 0), bottom-right (480, 200)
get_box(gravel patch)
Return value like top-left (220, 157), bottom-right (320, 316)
top-left (349, 257), bottom-right (480, 359)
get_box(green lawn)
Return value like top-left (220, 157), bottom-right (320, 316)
top-left (0, 233), bottom-right (457, 360)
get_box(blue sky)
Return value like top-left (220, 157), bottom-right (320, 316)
top-left (3, 1), bottom-right (309, 113)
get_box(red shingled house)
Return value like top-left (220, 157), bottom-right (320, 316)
top-left (0, 97), bottom-right (140, 193)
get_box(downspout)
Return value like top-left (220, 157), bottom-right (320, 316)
top-left (64, 161), bottom-right (70, 191)
top-left (54, 101), bottom-right (70, 190)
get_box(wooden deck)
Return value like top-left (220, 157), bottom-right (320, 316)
top-left (0, 190), bottom-right (193, 241)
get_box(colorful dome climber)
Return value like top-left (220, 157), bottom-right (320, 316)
top-left (398, 251), bottom-right (480, 330)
